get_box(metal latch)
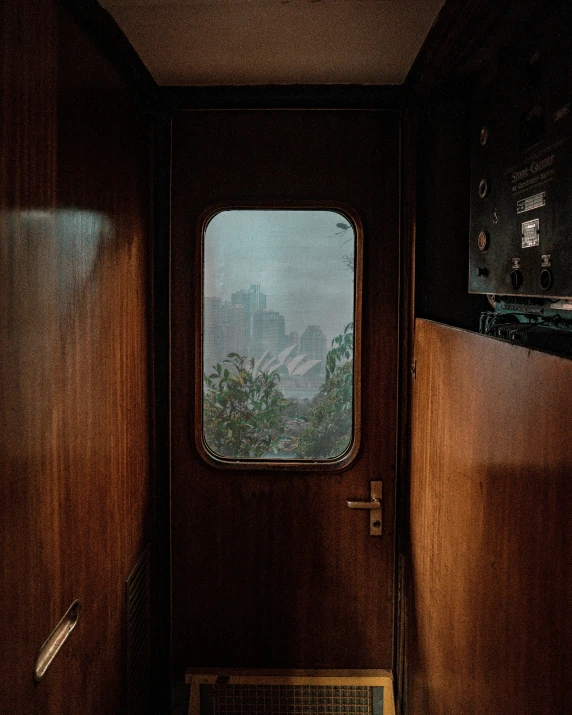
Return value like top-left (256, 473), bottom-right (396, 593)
top-left (346, 480), bottom-right (382, 536)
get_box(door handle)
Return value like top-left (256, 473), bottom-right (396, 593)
top-left (346, 498), bottom-right (380, 509)
top-left (34, 600), bottom-right (80, 682)
top-left (346, 480), bottom-right (382, 536)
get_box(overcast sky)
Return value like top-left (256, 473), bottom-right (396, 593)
top-left (204, 210), bottom-right (355, 345)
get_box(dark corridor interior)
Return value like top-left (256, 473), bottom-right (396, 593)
top-left (1, 1), bottom-right (571, 714)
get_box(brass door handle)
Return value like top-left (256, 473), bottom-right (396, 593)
top-left (346, 480), bottom-right (382, 536)
top-left (346, 498), bottom-right (380, 509)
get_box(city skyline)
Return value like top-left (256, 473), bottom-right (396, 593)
top-left (204, 284), bottom-right (328, 374)
top-left (204, 210), bottom-right (355, 345)
top-left (204, 285), bottom-right (332, 350)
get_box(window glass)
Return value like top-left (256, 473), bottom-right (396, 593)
top-left (202, 210), bottom-right (356, 461)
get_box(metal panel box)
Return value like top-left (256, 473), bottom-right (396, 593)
top-left (469, 6), bottom-right (572, 300)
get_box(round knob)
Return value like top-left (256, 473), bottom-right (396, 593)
top-left (540, 268), bottom-right (553, 291)
top-left (510, 270), bottom-right (523, 290)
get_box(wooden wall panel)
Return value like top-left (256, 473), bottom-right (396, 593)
top-left (408, 320), bottom-right (572, 714)
top-left (0, 2), bottom-right (60, 712)
top-left (0, 3), bottom-right (152, 713)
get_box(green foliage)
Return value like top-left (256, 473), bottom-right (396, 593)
top-left (203, 353), bottom-right (291, 458)
top-left (326, 322), bottom-right (353, 379)
top-left (203, 323), bottom-right (354, 460)
top-left (295, 324), bottom-right (353, 459)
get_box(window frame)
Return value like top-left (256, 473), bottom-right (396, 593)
top-left (194, 202), bottom-right (363, 471)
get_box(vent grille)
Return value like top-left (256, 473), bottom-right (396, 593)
top-left (209, 683), bottom-right (375, 714)
top-left (186, 672), bottom-right (395, 715)
top-left (126, 545), bottom-right (151, 715)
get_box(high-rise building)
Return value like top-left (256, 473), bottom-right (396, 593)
top-left (251, 309), bottom-right (287, 359)
top-left (220, 302), bottom-right (246, 359)
top-left (300, 325), bottom-right (328, 373)
top-left (203, 297), bottom-right (223, 372)
top-left (231, 284), bottom-right (267, 354)
top-left (286, 331), bottom-right (299, 354)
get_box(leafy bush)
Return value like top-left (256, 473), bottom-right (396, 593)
top-left (203, 353), bottom-right (291, 458)
top-left (295, 324), bottom-right (353, 458)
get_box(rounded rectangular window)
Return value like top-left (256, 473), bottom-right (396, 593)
top-left (200, 208), bottom-right (360, 465)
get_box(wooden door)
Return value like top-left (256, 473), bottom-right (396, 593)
top-left (170, 110), bottom-right (400, 676)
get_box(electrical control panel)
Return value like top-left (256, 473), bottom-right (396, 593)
top-left (469, 6), bottom-right (572, 303)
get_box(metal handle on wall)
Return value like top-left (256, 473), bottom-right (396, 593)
top-left (34, 600), bottom-right (81, 682)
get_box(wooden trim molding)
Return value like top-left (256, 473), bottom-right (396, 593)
top-left (160, 84), bottom-right (403, 111)
top-left (393, 106), bottom-right (418, 715)
top-left (149, 109), bottom-right (173, 714)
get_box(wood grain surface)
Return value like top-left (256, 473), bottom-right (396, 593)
top-left (170, 110), bottom-right (400, 678)
top-left (0, 4), bottom-right (152, 712)
top-left (408, 320), bottom-right (572, 714)
top-left (0, 1), bottom-right (59, 711)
